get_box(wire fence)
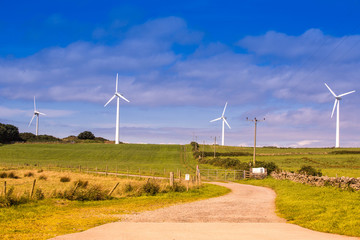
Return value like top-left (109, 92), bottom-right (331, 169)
top-left (200, 169), bottom-right (250, 181)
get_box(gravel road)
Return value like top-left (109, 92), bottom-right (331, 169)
top-left (51, 182), bottom-right (359, 240)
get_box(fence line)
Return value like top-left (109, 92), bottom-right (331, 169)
top-left (1, 163), bottom-right (250, 181)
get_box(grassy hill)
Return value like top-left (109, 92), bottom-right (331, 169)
top-left (0, 143), bottom-right (196, 175)
top-left (198, 144), bottom-right (360, 177)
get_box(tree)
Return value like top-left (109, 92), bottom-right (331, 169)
top-left (78, 131), bottom-right (95, 140)
top-left (0, 123), bottom-right (20, 143)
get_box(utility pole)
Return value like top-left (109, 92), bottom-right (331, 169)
top-left (246, 117), bottom-right (265, 166)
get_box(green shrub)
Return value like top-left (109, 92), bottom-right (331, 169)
top-left (142, 179), bottom-right (160, 196)
top-left (0, 187), bottom-right (30, 208)
top-left (55, 185), bottom-right (110, 201)
top-left (170, 182), bottom-right (186, 192)
top-left (298, 165), bottom-right (322, 176)
top-left (60, 177), bottom-right (71, 182)
top-left (255, 161), bottom-right (279, 175)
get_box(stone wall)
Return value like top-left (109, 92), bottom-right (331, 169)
top-left (271, 171), bottom-right (360, 191)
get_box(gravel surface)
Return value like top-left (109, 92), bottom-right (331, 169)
top-left (51, 182), bottom-right (359, 240)
top-left (122, 182), bottom-right (284, 223)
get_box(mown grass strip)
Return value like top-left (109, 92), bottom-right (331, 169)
top-left (0, 183), bottom-right (229, 240)
top-left (241, 178), bottom-right (360, 237)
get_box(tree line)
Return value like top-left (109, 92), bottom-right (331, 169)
top-left (0, 123), bottom-right (107, 144)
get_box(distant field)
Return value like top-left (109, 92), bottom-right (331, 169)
top-left (0, 143), bottom-right (196, 175)
top-left (199, 145), bottom-right (360, 177)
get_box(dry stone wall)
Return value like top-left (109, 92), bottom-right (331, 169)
top-left (271, 171), bottom-right (360, 191)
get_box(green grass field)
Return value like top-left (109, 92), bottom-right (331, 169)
top-left (199, 145), bottom-right (360, 177)
top-left (242, 178), bottom-right (360, 237)
top-left (0, 143), bottom-right (196, 175)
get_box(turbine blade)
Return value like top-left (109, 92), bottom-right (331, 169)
top-left (224, 118), bottom-right (231, 129)
top-left (210, 117), bottom-right (222, 122)
top-left (115, 73), bottom-right (119, 93)
top-left (338, 90), bottom-right (355, 97)
top-left (331, 99), bottom-right (338, 118)
top-left (116, 93), bottom-right (130, 103)
top-left (38, 112), bottom-right (46, 116)
top-left (28, 115), bottom-right (35, 127)
top-left (324, 83), bottom-right (337, 97)
top-left (34, 96), bottom-right (36, 111)
top-left (104, 95), bottom-right (116, 107)
top-left (222, 102), bottom-right (228, 116)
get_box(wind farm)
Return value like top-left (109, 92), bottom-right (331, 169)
top-left (2, 1), bottom-right (360, 240)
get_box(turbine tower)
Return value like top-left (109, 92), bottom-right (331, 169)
top-left (104, 73), bottom-right (130, 144)
top-left (28, 96), bottom-right (46, 136)
top-left (324, 83), bottom-right (355, 148)
top-left (210, 102), bottom-right (231, 146)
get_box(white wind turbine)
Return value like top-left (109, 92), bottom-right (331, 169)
top-left (324, 83), bottom-right (355, 148)
top-left (28, 96), bottom-right (46, 136)
top-left (210, 102), bottom-right (231, 146)
top-left (104, 73), bottom-right (130, 144)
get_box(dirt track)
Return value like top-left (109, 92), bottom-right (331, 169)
top-left (51, 182), bottom-right (359, 240)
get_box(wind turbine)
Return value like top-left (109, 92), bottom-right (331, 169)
top-left (324, 83), bottom-right (355, 148)
top-left (28, 96), bottom-right (46, 136)
top-left (210, 102), bottom-right (231, 146)
top-left (104, 73), bottom-right (130, 144)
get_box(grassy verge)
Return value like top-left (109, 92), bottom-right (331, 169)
top-left (0, 183), bottom-right (229, 240)
top-left (240, 178), bottom-right (360, 237)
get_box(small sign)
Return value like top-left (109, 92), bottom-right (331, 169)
top-left (252, 167), bottom-right (265, 174)
top-left (185, 174), bottom-right (190, 181)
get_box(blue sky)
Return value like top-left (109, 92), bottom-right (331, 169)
top-left (1, 0), bottom-right (360, 147)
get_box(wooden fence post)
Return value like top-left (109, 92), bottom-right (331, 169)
top-left (108, 182), bottom-right (120, 196)
top-left (170, 172), bottom-right (174, 187)
top-left (30, 179), bottom-right (36, 198)
top-left (106, 165), bottom-right (108, 176)
top-left (3, 181), bottom-right (6, 197)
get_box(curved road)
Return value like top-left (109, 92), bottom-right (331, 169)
top-left (52, 182), bottom-right (359, 240)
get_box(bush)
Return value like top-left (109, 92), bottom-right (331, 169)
top-left (169, 182), bottom-right (186, 192)
top-left (0, 172), bottom-right (7, 178)
top-left (124, 183), bottom-right (133, 192)
top-left (0, 123), bottom-right (20, 143)
top-left (74, 180), bottom-right (88, 188)
top-left (77, 131), bottom-right (95, 140)
top-left (19, 133), bottom-right (60, 142)
top-left (24, 172), bottom-right (34, 177)
top-left (55, 185), bottom-right (110, 201)
top-left (190, 141), bottom-right (199, 151)
top-left (142, 179), bottom-right (160, 196)
top-left (255, 161), bottom-right (279, 175)
top-left (38, 175), bottom-right (47, 180)
top-left (298, 165), bottom-right (322, 177)
top-left (60, 177), bottom-right (71, 182)
top-left (8, 172), bottom-right (20, 179)
top-left (34, 189), bottom-right (45, 200)
top-left (0, 187), bottom-right (30, 208)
